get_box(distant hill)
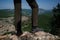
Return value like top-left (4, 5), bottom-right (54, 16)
top-left (22, 8), bottom-right (52, 16)
top-left (0, 8), bottom-right (52, 17)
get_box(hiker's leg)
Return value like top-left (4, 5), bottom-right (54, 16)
top-left (14, 0), bottom-right (22, 36)
top-left (26, 0), bottom-right (38, 31)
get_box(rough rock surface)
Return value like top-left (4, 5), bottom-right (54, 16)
top-left (20, 31), bottom-right (60, 40)
top-left (0, 17), bottom-right (60, 40)
top-left (0, 16), bottom-right (29, 35)
top-left (0, 17), bottom-right (15, 35)
top-left (0, 21), bottom-right (15, 35)
top-left (0, 31), bottom-right (60, 40)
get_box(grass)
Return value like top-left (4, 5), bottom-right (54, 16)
top-left (38, 13), bottom-right (52, 32)
top-left (0, 10), bottom-right (14, 18)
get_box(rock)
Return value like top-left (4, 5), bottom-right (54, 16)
top-left (22, 16), bottom-right (29, 22)
top-left (0, 35), bottom-right (11, 40)
top-left (0, 31), bottom-right (60, 40)
top-left (0, 17), bottom-right (60, 40)
top-left (19, 31), bottom-right (60, 40)
top-left (20, 31), bottom-right (35, 40)
top-left (9, 35), bottom-right (18, 40)
top-left (0, 21), bottom-right (16, 35)
top-left (0, 34), bottom-right (18, 40)
top-left (0, 16), bottom-right (29, 35)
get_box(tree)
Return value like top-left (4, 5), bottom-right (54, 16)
top-left (50, 3), bottom-right (60, 36)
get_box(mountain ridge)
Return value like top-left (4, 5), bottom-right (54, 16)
top-left (0, 8), bottom-right (52, 17)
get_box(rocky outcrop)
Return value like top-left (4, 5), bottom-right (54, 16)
top-left (0, 17), bottom-right (60, 40)
top-left (0, 31), bottom-right (60, 40)
top-left (0, 16), bottom-right (29, 35)
top-left (0, 21), bottom-right (16, 35)
top-left (20, 31), bottom-right (60, 40)
top-left (0, 17), bottom-right (15, 35)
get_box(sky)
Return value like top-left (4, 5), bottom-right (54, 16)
top-left (0, 0), bottom-right (60, 10)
